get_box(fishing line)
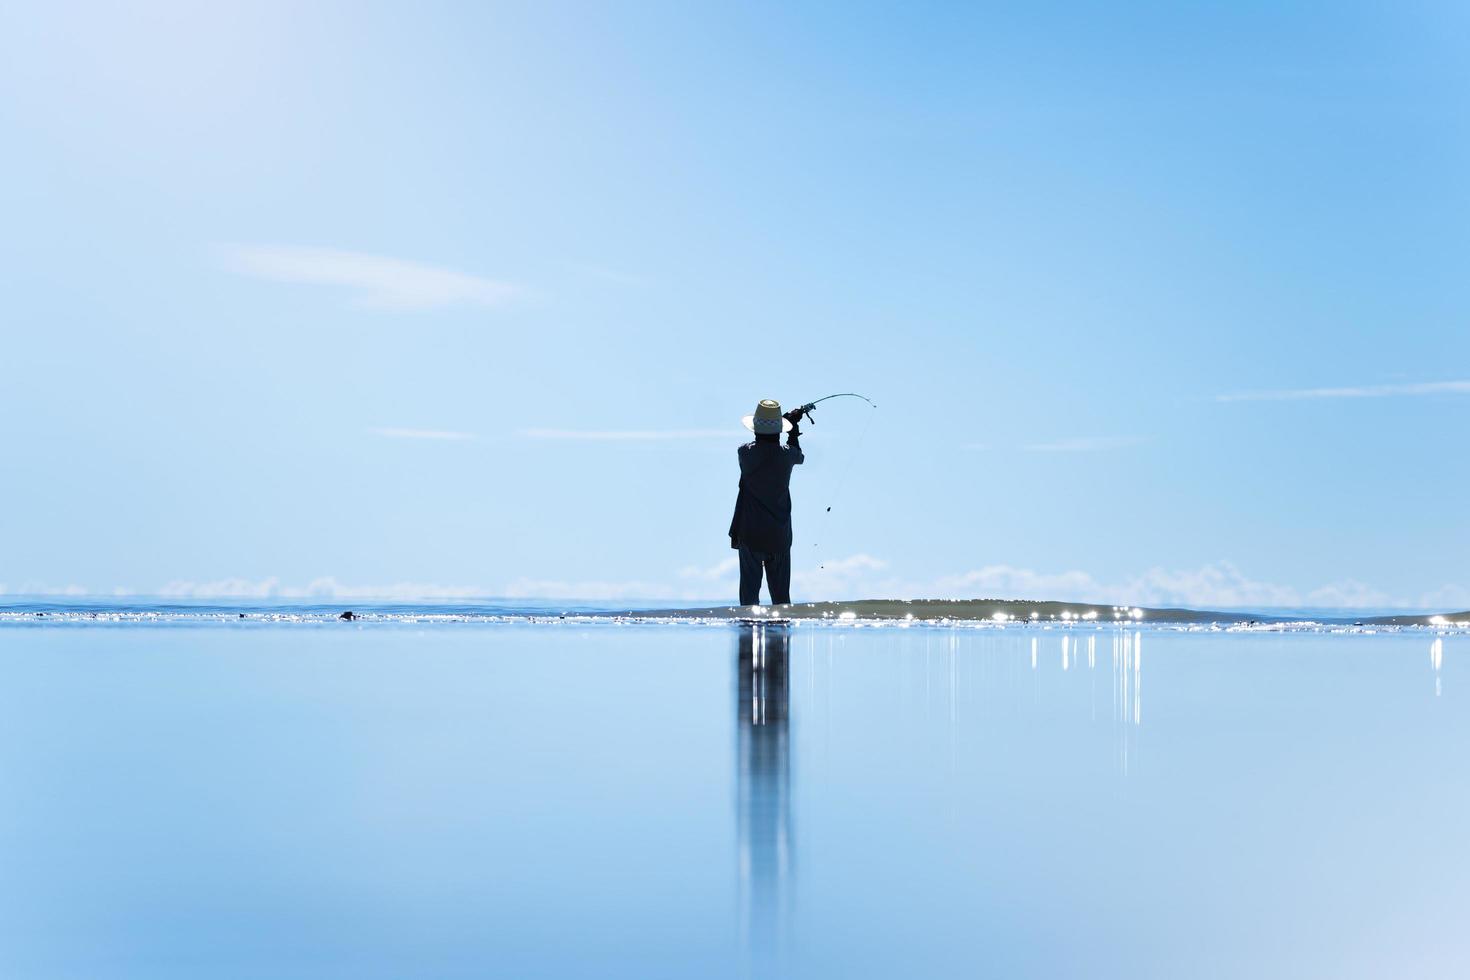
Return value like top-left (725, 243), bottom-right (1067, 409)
top-left (801, 394), bottom-right (877, 572)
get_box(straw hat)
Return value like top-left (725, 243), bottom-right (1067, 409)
top-left (742, 398), bottom-right (794, 435)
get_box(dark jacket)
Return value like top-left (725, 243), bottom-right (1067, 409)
top-left (728, 430), bottom-right (804, 552)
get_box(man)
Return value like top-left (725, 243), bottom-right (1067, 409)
top-left (728, 399), bottom-right (807, 606)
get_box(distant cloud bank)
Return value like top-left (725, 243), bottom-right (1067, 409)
top-left (1217, 380), bottom-right (1470, 403)
top-left (218, 244), bottom-right (517, 310)
top-left (502, 558), bottom-right (1470, 609)
top-left (157, 577), bottom-right (490, 600)
top-left (17, 561), bottom-right (1464, 611)
top-left (922, 561), bottom-right (1367, 609)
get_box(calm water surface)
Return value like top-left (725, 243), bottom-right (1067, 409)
top-left (0, 623), bottom-right (1462, 978)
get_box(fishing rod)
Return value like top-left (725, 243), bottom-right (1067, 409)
top-left (792, 392), bottom-right (877, 426)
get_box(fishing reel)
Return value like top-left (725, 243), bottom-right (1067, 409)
top-left (785, 402), bottom-right (818, 426)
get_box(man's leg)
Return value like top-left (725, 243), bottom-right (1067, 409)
top-left (738, 545), bottom-right (765, 606)
top-left (766, 548), bottom-right (792, 605)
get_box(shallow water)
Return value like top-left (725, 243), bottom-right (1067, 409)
top-left (0, 617), bottom-right (1463, 978)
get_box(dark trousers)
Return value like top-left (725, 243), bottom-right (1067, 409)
top-left (739, 545), bottom-right (792, 606)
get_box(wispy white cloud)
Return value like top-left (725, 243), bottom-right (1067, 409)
top-left (520, 428), bottom-right (732, 441)
top-left (1217, 380), bottom-right (1470, 403)
top-left (219, 244), bottom-right (518, 310)
top-left (1024, 436), bottom-right (1145, 453)
top-left (368, 427), bottom-right (475, 441)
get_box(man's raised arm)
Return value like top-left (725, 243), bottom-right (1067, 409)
top-left (783, 408), bottom-right (806, 465)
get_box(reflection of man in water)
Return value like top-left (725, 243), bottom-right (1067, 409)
top-left (729, 399), bottom-right (806, 606)
top-left (736, 623), bottom-right (792, 946)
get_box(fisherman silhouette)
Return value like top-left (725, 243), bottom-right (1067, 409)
top-left (728, 399), bottom-right (806, 606)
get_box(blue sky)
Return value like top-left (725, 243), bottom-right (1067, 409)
top-left (2, 1), bottom-right (1467, 607)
